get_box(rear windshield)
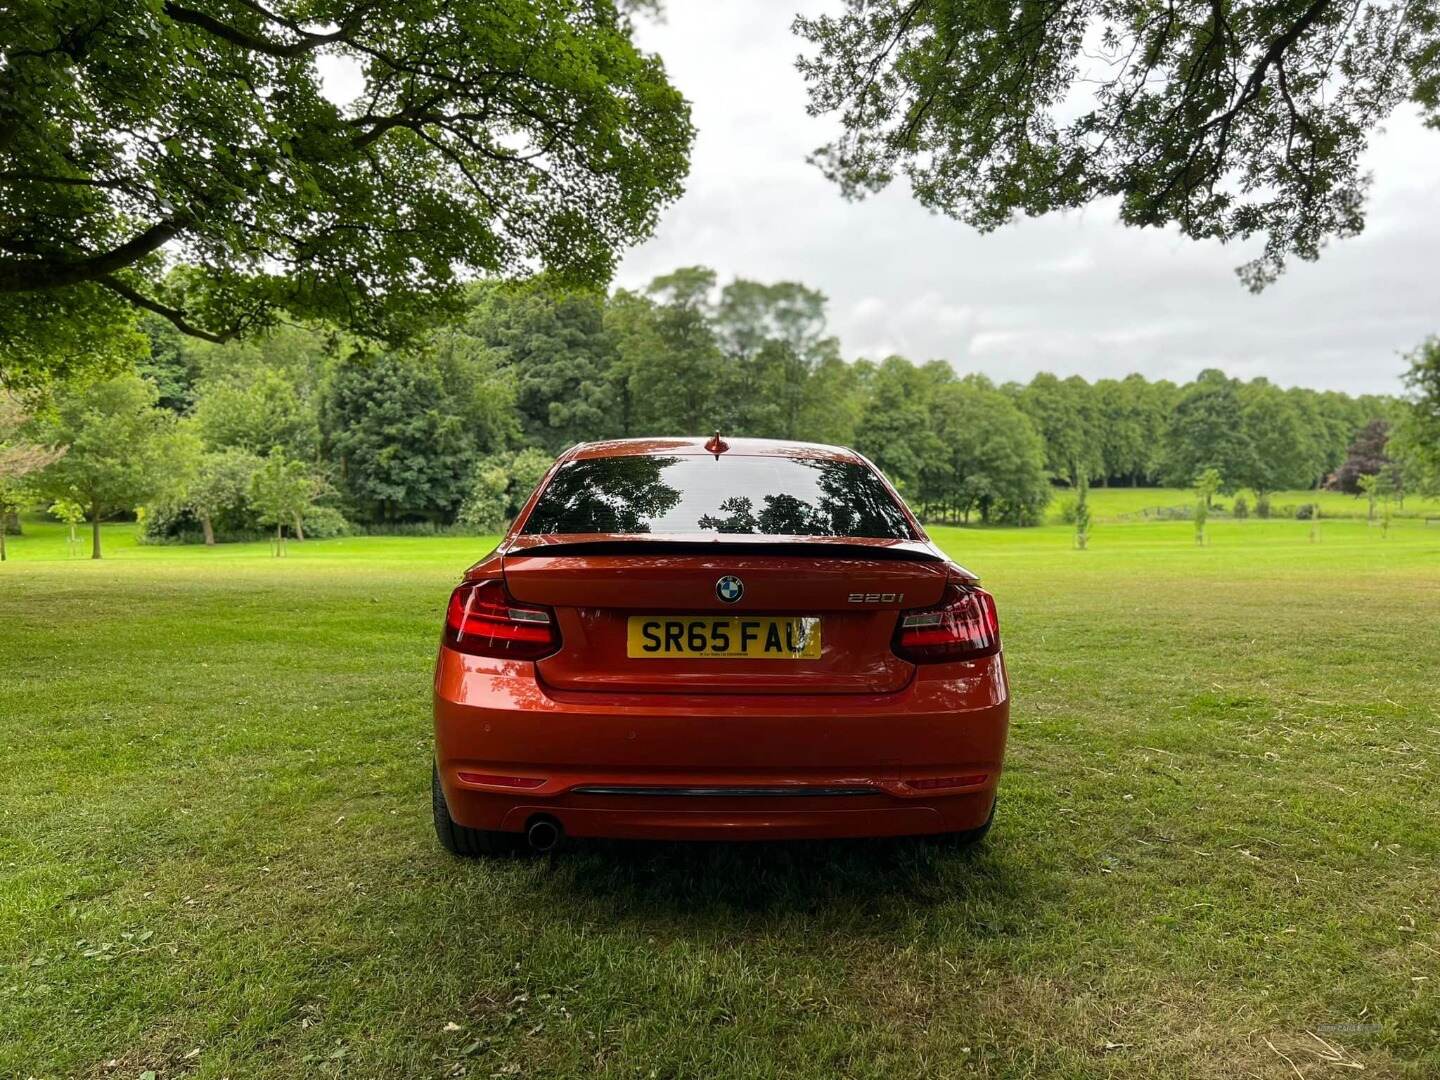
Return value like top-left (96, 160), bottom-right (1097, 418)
top-left (521, 455), bottom-right (915, 539)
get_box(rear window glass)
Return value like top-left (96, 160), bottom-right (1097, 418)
top-left (521, 455), bottom-right (914, 539)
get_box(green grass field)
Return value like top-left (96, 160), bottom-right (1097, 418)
top-left (1045, 486), bottom-right (1440, 524)
top-left (2, 516), bottom-right (1438, 1078)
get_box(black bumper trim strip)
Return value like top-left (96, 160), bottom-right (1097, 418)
top-left (570, 785), bottom-right (877, 798)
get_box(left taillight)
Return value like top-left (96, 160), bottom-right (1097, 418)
top-left (442, 578), bottom-right (559, 661)
top-left (892, 584), bottom-right (1000, 664)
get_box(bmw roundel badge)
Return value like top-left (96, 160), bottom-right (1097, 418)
top-left (715, 575), bottom-right (744, 603)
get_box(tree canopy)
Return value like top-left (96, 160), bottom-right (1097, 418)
top-left (29, 373), bottom-right (190, 556)
top-left (1397, 336), bottom-right (1440, 492)
top-left (794, 0), bottom-right (1437, 288)
top-left (0, 0), bottom-right (692, 393)
top-left (12, 265), bottom-right (1412, 543)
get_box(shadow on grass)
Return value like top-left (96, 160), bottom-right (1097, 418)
top-left (516, 834), bottom-right (1037, 936)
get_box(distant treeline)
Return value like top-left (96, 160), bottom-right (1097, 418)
top-left (34, 268), bottom-right (1413, 542)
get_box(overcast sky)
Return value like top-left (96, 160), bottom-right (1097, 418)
top-left (610, 1), bottom-right (1440, 395)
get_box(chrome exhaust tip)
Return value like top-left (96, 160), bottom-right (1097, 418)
top-left (526, 817), bottom-right (563, 853)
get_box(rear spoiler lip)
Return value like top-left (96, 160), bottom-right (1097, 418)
top-left (492, 534), bottom-right (976, 578)
top-left (500, 535), bottom-right (942, 559)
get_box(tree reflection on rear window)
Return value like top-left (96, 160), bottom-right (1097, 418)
top-left (521, 455), bottom-right (915, 539)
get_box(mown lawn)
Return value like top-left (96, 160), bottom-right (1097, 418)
top-left (2, 517), bottom-right (1438, 1078)
top-left (1046, 486), bottom-right (1440, 524)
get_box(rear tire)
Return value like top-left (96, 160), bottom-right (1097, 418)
top-left (935, 797), bottom-right (996, 848)
top-left (432, 763), bottom-right (525, 856)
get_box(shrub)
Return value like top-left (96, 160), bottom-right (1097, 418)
top-left (138, 503), bottom-right (269, 545)
top-left (1055, 495), bottom-right (1078, 524)
top-left (508, 447), bottom-right (554, 510)
top-left (1233, 495), bottom-right (1249, 519)
top-left (301, 505), bottom-right (352, 539)
top-left (1255, 493), bottom-right (1271, 519)
top-left (459, 460), bottom-right (511, 532)
top-left (352, 521), bottom-right (488, 537)
top-left (1295, 502), bottom-right (1316, 520)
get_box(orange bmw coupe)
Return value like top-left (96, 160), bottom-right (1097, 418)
top-left (432, 436), bottom-right (1010, 854)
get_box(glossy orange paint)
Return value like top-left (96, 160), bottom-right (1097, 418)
top-left (432, 437), bottom-right (1011, 843)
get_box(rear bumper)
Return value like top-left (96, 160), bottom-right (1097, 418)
top-left (433, 646), bottom-right (1009, 841)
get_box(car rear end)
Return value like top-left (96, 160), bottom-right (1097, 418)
top-left (432, 438), bottom-right (1009, 849)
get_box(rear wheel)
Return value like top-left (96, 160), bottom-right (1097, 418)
top-left (432, 763), bottom-right (525, 856)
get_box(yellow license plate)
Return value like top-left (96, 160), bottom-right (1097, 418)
top-left (627, 616), bottom-right (822, 660)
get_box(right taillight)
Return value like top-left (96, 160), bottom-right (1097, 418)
top-left (442, 578), bottom-right (559, 660)
top-left (892, 585), bottom-right (1000, 664)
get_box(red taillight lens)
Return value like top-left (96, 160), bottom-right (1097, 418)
top-left (443, 579), bottom-right (559, 660)
top-left (892, 585), bottom-right (1000, 664)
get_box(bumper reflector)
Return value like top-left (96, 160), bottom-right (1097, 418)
top-left (904, 773), bottom-right (989, 791)
top-left (456, 772), bottom-right (547, 789)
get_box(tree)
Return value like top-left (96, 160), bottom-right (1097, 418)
top-left (797, 353), bottom-right (866, 447)
top-left (458, 446), bottom-right (555, 532)
top-left (0, 394), bottom-right (67, 560)
top-left (508, 447), bottom-right (555, 511)
top-left (1237, 380), bottom-right (1312, 496)
top-left (193, 366), bottom-right (318, 461)
top-left (187, 448), bottom-right (263, 546)
top-left (853, 356), bottom-right (944, 496)
top-left (795, 1), bottom-right (1434, 289)
top-left (712, 279), bottom-right (837, 439)
top-left (321, 348), bottom-right (510, 522)
top-left (1356, 472), bottom-right (1379, 522)
top-left (1374, 469), bottom-right (1398, 538)
top-left (623, 268), bottom-right (726, 435)
top-left (1163, 370), bottom-right (1251, 489)
top-left (136, 313), bottom-right (202, 413)
top-left (1397, 337), bottom-right (1440, 493)
top-left (714, 279), bottom-right (830, 364)
top-left (459, 460), bottom-right (513, 533)
top-left (1013, 374), bottom-right (1103, 491)
top-left (466, 281), bottom-right (617, 453)
top-left (30, 374), bottom-right (188, 558)
top-left (0, 0), bottom-right (692, 386)
top-left (1011, 373), bottom-right (1103, 541)
top-left (1094, 377), bottom-right (1150, 486)
top-left (49, 499), bottom-right (87, 558)
top-left (1327, 418), bottom-right (1392, 493)
top-left (930, 377), bottom-right (1051, 526)
top-left (1194, 468), bottom-right (1223, 545)
top-left (249, 450), bottom-right (313, 556)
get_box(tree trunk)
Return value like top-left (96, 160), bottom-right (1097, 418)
top-left (91, 506), bottom-right (102, 559)
top-left (275, 522), bottom-right (285, 557)
top-left (292, 511), bottom-right (305, 541)
top-left (201, 514), bottom-right (216, 546)
top-left (0, 520), bottom-right (6, 562)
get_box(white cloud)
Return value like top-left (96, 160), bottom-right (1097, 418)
top-left (618, 0), bottom-right (1440, 394)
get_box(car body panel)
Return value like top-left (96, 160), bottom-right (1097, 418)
top-left (434, 647), bottom-right (1008, 839)
top-left (505, 551), bottom-right (949, 695)
top-left (433, 437), bottom-right (1011, 843)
